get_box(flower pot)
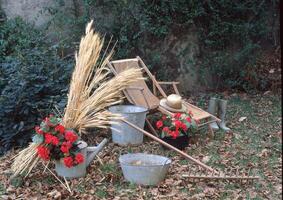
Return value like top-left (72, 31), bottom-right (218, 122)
top-left (161, 135), bottom-right (189, 150)
top-left (55, 139), bottom-right (107, 178)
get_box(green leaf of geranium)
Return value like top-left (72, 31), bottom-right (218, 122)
top-left (184, 121), bottom-right (191, 128)
top-left (49, 116), bottom-right (59, 126)
top-left (40, 121), bottom-right (50, 132)
top-left (32, 134), bottom-right (44, 144)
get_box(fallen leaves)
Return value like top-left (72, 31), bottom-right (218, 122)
top-left (47, 190), bottom-right (61, 199)
top-left (239, 117), bottom-right (247, 122)
top-left (202, 156), bottom-right (211, 164)
top-left (0, 93), bottom-right (281, 199)
top-left (258, 149), bottom-right (269, 157)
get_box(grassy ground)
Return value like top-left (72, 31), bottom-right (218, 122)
top-left (0, 92), bottom-right (281, 199)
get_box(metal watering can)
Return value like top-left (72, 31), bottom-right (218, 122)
top-left (55, 138), bottom-right (108, 178)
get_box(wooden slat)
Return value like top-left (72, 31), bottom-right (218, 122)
top-left (108, 60), bottom-right (160, 110)
top-left (185, 103), bottom-right (211, 121)
top-left (137, 56), bottom-right (168, 98)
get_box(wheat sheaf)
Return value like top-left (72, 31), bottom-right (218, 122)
top-left (12, 20), bottom-right (143, 176)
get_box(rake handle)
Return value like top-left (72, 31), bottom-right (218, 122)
top-left (122, 119), bottom-right (218, 174)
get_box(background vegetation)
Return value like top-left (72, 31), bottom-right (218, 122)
top-left (0, 0), bottom-right (280, 153)
top-left (49, 0), bottom-right (280, 90)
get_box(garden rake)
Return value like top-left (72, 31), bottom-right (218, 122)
top-left (182, 167), bottom-right (260, 183)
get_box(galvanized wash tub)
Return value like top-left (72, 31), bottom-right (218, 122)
top-left (109, 105), bottom-right (147, 145)
top-left (119, 153), bottom-right (171, 186)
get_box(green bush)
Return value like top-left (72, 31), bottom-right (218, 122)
top-left (0, 18), bottom-right (73, 154)
top-left (79, 0), bottom-right (279, 91)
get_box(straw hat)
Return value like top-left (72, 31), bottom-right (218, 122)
top-left (159, 94), bottom-right (186, 112)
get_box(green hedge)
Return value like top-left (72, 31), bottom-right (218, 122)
top-left (84, 0), bottom-right (278, 91)
top-left (0, 18), bottom-right (73, 154)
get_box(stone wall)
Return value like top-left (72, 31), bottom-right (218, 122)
top-left (1, 0), bottom-right (54, 27)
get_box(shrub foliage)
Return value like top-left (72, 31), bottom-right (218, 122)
top-left (0, 18), bottom-right (73, 153)
top-left (80, 0), bottom-right (279, 91)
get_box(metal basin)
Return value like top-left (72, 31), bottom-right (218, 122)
top-left (119, 153), bottom-right (171, 186)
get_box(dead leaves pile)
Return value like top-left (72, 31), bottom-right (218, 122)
top-left (0, 93), bottom-right (282, 199)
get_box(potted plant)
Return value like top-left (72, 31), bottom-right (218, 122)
top-left (32, 114), bottom-right (107, 178)
top-left (155, 112), bottom-right (198, 150)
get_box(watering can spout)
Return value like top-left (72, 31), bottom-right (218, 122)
top-left (86, 138), bottom-right (108, 166)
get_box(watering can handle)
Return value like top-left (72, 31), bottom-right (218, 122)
top-left (86, 138), bottom-right (108, 166)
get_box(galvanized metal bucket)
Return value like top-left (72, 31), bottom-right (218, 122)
top-left (109, 105), bottom-right (148, 145)
top-left (119, 153), bottom-right (171, 186)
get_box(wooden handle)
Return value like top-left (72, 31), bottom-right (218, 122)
top-left (122, 119), bottom-right (218, 173)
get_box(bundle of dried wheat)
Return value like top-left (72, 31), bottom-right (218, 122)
top-left (12, 20), bottom-right (143, 176)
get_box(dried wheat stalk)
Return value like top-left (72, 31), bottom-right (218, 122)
top-left (11, 20), bottom-right (143, 176)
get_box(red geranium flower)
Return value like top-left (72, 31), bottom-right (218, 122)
top-left (186, 117), bottom-right (191, 123)
top-left (181, 123), bottom-right (187, 131)
top-left (174, 120), bottom-right (182, 128)
top-left (162, 126), bottom-right (169, 132)
top-left (65, 131), bottom-right (78, 143)
top-left (174, 113), bottom-right (182, 119)
top-left (63, 156), bottom-right (73, 168)
top-left (52, 136), bottom-right (59, 146)
top-left (156, 120), bottom-right (163, 129)
top-left (169, 130), bottom-right (179, 139)
top-left (55, 124), bottom-right (65, 134)
top-left (162, 115), bottom-right (167, 120)
top-left (35, 126), bottom-right (44, 135)
top-left (171, 130), bottom-right (179, 139)
top-left (45, 133), bottom-right (54, 144)
top-left (60, 141), bottom-right (72, 153)
top-left (75, 153), bottom-right (84, 164)
top-left (37, 145), bottom-right (50, 160)
top-left (44, 134), bottom-right (59, 145)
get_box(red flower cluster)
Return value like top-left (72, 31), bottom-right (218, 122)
top-left (60, 141), bottom-right (72, 153)
top-left (45, 133), bottom-right (59, 145)
top-left (35, 115), bottom-right (84, 168)
top-left (37, 145), bottom-right (50, 160)
top-left (65, 131), bottom-right (78, 143)
top-left (156, 120), bottom-right (163, 129)
top-left (156, 112), bottom-right (197, 139)
top-left (55, 124), bottom-right (65, 134)
top-left (63, 153), bottom-right (84, 168)
top-left (75, 153), bottom-right (84, 164)
top-left (63, 156), bottom-right (73, 168)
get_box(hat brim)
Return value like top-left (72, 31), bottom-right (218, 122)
top-left (159, 98), bottom-right (187, 113)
